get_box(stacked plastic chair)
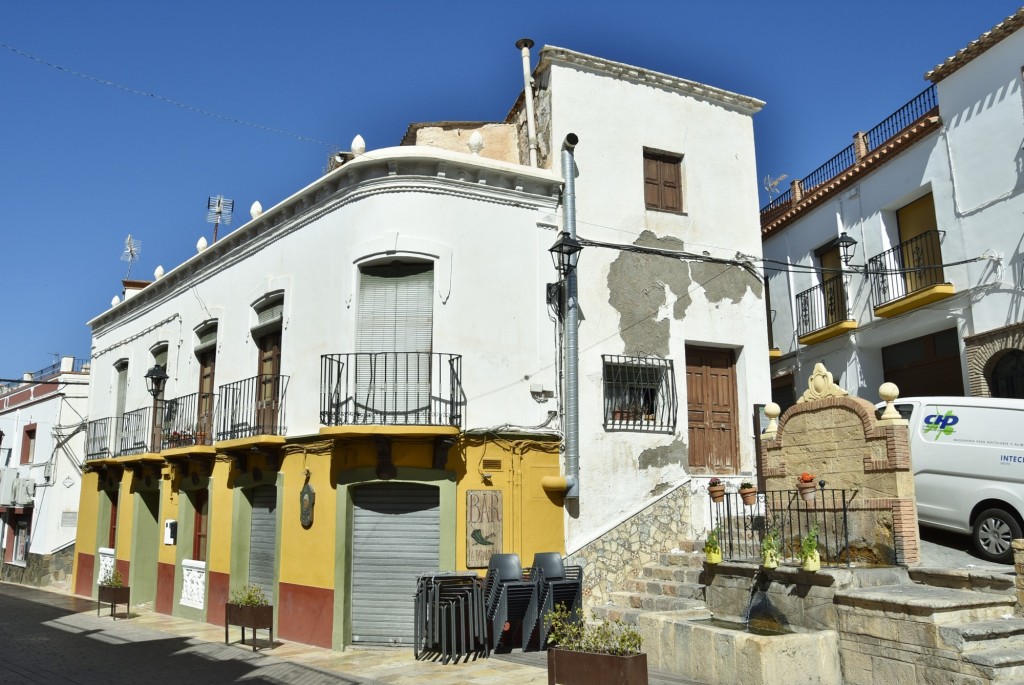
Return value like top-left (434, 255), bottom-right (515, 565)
top-left (482, 553), bottom-right (538, 651)
top-left (413, 572), bottom-right (487, 663)
top-left (530, 552), bottom-right (583, 649)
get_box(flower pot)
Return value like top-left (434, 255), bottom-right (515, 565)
top-left (707, 485), bottom-right (726, 502)
top-left (801, 550), bottom-right (821, 572)
top-left (705, 549), bottom-right (722, 564)
top-left (225, 603), bottom-right (274, 651)
top-left (739, 487), bottom-right (758, 506)
top-left (796, 481), bottom-right (817, 502)
top-left (761, 550), bottom-right (779, 569)
top-left (547, 648), bottom-right (648, 685)
top-left (97, 584), bottom-right (131, 619)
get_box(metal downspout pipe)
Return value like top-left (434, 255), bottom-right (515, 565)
top-left (515, 38), bottom-right (539, 168)
top-left (562, 133), bottom-right (580, 501)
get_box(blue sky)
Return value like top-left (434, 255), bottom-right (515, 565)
top-left (1, 1), bottom-right (1019, 379)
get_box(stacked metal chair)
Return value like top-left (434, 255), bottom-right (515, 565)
top-left (413, 572), bottom-right (488, 663)
top-left (482, 553), bottom-right (538, 651)
top-left (529, 552), bottom-right (583, 649)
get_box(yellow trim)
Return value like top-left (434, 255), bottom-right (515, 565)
top-left (111, 454), bottom-right (165, 465)
top-left (215, 435), bottom-right (286, 451)
top-left (115, 471), bottom-right (134, 563)
top-left (72, 471), bottom-right (101, 584)
top-left (798, 320), bottom-right (858, 346)
top-left (207, 460), bottom-right (233, 574)
top-left (319, 425), bottom-right (460, 439)
top-left (161, 445), bottom-right (217, 459)
top-left (873, 283), bottom-right (954, 318)
top-left (540, 475), bottom-right (569, 492)
top-left (278, 449), bottom-right (336, 588)
top-left (769, 348), bottom-right (782, 359)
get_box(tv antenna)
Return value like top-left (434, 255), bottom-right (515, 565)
top-left (763, 173), bottom-right (789, 198)
top-left (206, 195), bottom-right (234, 243)
top-left (120, 234), bottom-right (142, 278)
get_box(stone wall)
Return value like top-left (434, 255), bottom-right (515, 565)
top-left (760, 366), bottom-right (920, 566)
top-left (1016, 538), bottom-right (1024, 613)
top-left (567, 484), bottom-right (696, 609)
top-left (1, 544), bottom-right (75, 589)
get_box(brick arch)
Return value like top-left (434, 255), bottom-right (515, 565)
top-left (965, 322), bottom-right (1024, 397)
top-left (775, 395), bottom-right (878, 441)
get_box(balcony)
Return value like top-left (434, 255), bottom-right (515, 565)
top-left (320, 352), bottom-right (463, 435)
top-left (796, 275), bottom-right (857, 346)
top-left (85, 409), bottom-right (153, 460)
top-left (217, 374), bottom-right (289, 443)
top-left (85, 418), bottom-right (114, 460)
top-left (868, 230), bottom-right (953, 317)
top-left (159, 392), bottom-right (217, 451)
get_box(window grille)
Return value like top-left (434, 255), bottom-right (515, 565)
top-left (602, 355), bottom-right (677, 432)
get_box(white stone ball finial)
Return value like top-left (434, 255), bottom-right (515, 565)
top-left (196, 236), bottom-right (208, 253)
top-left (468, 131), bottom-right (484, 155)
top-left (111, 295), bottom-right (121, 307)
top-left (351, 134), bottom-right (366, 155)
top-left (878, 382), bottom-right (902, 421)
top-left (250, 200), bottom-right (263, 219)
top-left (154, 265), bottom-right (165, 280)
top-left (762, 402), bottom-right (781, 438)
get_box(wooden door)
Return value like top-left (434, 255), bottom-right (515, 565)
top-left (819, 247), bottom-right (847, 325)
top-left (256, 331), bottom-right (282, 433)
top-left (196, 349), bottom-right (216, 443)
top-left (686, 346), bottom-right (739, 474)
top-left (897, 193), bottom-right (942, 294)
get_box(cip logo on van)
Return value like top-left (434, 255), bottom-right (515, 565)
top-left (923, 410), bottom-right (958, 440)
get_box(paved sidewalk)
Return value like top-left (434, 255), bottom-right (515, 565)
top-left (0, 582), bottom-right (549, 685)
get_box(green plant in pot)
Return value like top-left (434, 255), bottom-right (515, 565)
top-left (97, 568), bottom-right (131, 619)
top-left (226, 583), bottom-right (274, 652)
top-left (800, 523), bottom-right (821, 572)
top-left (761, 527), bottom-right (782, 569)
top-left (545, 603), bottom-right (647, 685)
top-left (738, 479), bottom-right (758, 506)
top-left (704, 524), bottom-right (722, 564)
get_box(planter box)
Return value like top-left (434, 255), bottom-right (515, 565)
top-left (225, 603), bottom-right (274, 651)
top-left (547, 648), bottom-right (648, 685)
top-left (97, 585), bottom-right (131, 619)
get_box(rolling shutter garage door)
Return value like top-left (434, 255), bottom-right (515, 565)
top-left (351, 483), bottom-right (439, 645)
top-left (248, 485), bottom-right (277, 603)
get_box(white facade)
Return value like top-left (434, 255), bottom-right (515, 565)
top-left (763, 11), bottom-right (1024, 404)
top-left (84, 45), bottom-right (770, 554)
top-left (0, 356), bottom-right (89, 585)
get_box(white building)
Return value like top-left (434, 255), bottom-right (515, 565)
top-left (0, 356), bottom-right (89, 587)
top-left (73, 43), bottom-right (769, 646)
top-left (762, 9), bottom-right (1024, 406)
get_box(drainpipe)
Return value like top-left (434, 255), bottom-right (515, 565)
top-left (562, 133), bottom-right (580, 501)
top-left (515, 38), bottom-right (539, 168)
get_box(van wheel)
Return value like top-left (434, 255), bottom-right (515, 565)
top-left (972, 508), bottom-right (1021, 563)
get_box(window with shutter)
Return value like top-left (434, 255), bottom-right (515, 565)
top-left (643, 150), bottom-right (684, 214)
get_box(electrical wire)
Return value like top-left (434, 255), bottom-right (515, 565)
top-left (0, 41), bottom-right (336, 149)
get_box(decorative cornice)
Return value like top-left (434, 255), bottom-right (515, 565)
top-left (538, 46), bottom-right (765, 115)
top-left (761, 114), bottom-right (941, 239)
top-left (925, 8), bottom-right (1024, 83)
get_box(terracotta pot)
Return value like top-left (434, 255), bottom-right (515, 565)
top-left (796, 481), bottom-right (817, 502)
top-left (708, 484), bottom-right (726, 502)
top-left (801, 549), bottom-right (821, 572)
top-left (705, 549), bottom-right (722, 564)
top-left (739, 487), bottom-right (758, 505)
top-left (547, 648), bottom-right (648, 685)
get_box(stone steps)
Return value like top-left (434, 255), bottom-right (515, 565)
top-left (641, 564), bottom-right (705, 584)
top-left (835, 583), bottom-right (1016, 625)
top-left (910, 566), bottom-right (1017, 598)
top-left (940, 618), bottom-right (1024, 652)
top-left (658, 551), bottom-right (705, 568)
top-left (962, 648), bottom-right (1024, 682)
top-left (607, 589), bottom-right (706, 613)
top-left (591, 598), bottom-right (709, 625)
top-left (624, 577), bottom-right (706, 599)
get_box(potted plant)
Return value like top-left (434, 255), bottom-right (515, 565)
top-left (225, 583), bottom-right (274, 651)
top-left (799, 523), bottom-right (821, 572)
top-left (796, 472), bottom-right (818, 502)
top-left (704, 524), bottom-right (722, 564)
top-left (761, 527), bottom-right (782, 569)
top-left (738, 480), bottom-right (758, 506)
top-left (97, 568), bottom-right (130, 619)
top-left (545, 603), bottom-right (647, 685)
top-left (707, 477), bottom-right (726, 502)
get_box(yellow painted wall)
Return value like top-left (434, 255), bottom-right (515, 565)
top-left (207, 459), bottom-right (234, 575)
top-left (115, 470), bottom-right (135, 563)
top-left (158, 464), bottom-right (179, 565)
top-left (72, 471), bottom-right (101, 583)
top-left (278, 445), bottom-right (336, 588)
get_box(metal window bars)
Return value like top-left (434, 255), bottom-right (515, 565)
top-left (602, 355), bottom-right (677, 432)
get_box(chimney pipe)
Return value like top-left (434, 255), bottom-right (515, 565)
top-left (515, 38), bottom-right (539, 168)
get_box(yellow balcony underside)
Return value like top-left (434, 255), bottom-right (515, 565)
top-left (320, 425), bottom-right (461, 439)
top-left (798, 320), bottom-right (858, 346)
top-left (769, 348), bottom-right (782, 359)
top-left (162, 445), bottom-right (218, 459)
top-left (873, 283), bottom-right (955, 318)
top-left (215, 435), bottom-right (287, 451)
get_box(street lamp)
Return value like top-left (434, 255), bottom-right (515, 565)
top-left (548, 231), bottom-right (583, 275)
top-left (144, 365), bottom-right (168, 452)
top-left (837, 232), bottom-right (858, 266)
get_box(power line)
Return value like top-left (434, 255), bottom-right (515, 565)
top-left (0, 41), bottom-right (336, 149)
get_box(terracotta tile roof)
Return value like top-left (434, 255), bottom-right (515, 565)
top-left (925, 7), bottom-right (1024, 82)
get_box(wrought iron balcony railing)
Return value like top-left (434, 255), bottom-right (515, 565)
top-left (320, 352), bottom-right (463, 427)
top-left (85, 418), bottom-right (115, 460)
top-left (868, 230), bottom-right (945, 308)
top-left (0, 448), bottom-right (11, 467)
top-left (217, 375), bottom-right (289, 441)
top-left (118, 407), bottom-right (152, 456)
top-left (796, 274), bottom-right (852, 338)
top-left (160, 392), bottom-right (217, 449)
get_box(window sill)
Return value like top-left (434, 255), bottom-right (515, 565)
top-left (644, 206), bottom-right (687, 216)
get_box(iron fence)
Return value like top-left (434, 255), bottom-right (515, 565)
top-left (868, 230), bottom-right (946, 307)
top-left (85, 418), bottom-right (115, 459)
top-left (217, 374), bottom-right (289, 441)
top-left (320, 353), bottom-right (463, 427)
top-left (795, 274), bottom-right (851, 338)
top-left (710, 489), bottom-right (852, 567)
top-left (160, 392), bottom-right (217, 449)
top-left (118, 407), bottom-right (151, 456)
top-left (866, 86), bottom-right (937, 150)
top-left (800, 145), bottom-right (857, 196)
top-left (760, 187), bottom-right (794, 225)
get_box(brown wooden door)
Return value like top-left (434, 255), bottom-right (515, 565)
top-left (897, 193), bottom-right (942, 295)
top-left (256, 330), bottom-right (281, 433)
top-left (197, 349), bottom-right (216, 443)
top-left (819, 247), bottom-right (847, 325)
top-left (686, 346), bottom-right (739, 473)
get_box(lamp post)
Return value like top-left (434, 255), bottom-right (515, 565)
top-left (838, 232), bottom-right (857, 266)
top-left (144, 364), bottom-right (168, 452)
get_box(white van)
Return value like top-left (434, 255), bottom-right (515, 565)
top-left (878, 396), bottom-right (1024, 563)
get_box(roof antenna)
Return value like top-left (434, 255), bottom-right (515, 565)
top-left (206, 195), bottom-right (234, 243)
top-left (120, 234), bottom-right (142, 278)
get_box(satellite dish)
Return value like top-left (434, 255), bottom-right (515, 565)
top-left (120, 234), bottom-right (142, 278)
top-left (250, 200), bottom-right (263, 219)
